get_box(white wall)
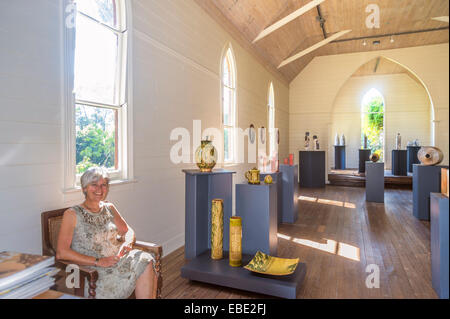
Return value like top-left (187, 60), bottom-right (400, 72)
top-left (0, 0), bottom-right (289, 256)
top-left (331, 73), bottom-right (431, 170)
top-left (290, 44), bottom-right (449, 178)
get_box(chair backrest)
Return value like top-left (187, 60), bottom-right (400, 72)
top-left (41, 208), bottom-right (69, 256)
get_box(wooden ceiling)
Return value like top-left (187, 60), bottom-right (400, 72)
top-left (195, 0), bottom-right (449, 83)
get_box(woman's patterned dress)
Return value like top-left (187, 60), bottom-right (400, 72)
top-left (70, 204), bottom-right (154, 299)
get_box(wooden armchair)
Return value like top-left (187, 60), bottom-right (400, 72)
top-left (41, 208), bottom-right (162, 299)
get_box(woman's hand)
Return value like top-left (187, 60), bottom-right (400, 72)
top-left (97, 256), bottom-right (120, 268)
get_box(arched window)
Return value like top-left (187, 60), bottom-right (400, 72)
top-left (222, 46), bottom-right (237, 163)
top-left (73, 0), bottom-right (128, 180)
top-left (268, 82), bottom-right (276, 157)
top-left (361, 88), bottom-right (385, 160)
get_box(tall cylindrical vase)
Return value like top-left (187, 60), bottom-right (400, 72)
top-left (211, 199), bottom-right (224, 260)
top-left (229, 217), bottom-right (242, 267)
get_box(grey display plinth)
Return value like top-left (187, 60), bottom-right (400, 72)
top-left (279, 164), bottom-right (299, 223)
top-left (236, 183), bottom-right (278, 256)
top-left (366, 162), bottom-right (384, 203)
top-left (180, 250), bottom-right (307, 299)
top-left (334, 146), bottom-right (346, 169)
top-left (260, 171), bottom-right (282, 225)
top-left (431, 193), bottom-right (449, 299)
top-left (359, 149), bottom-right (371, 174)
top-left (182, 169), bottom-right (235, 260)
top-left (299, 151), bottom-right (325, 188)
top-left (392, 150), bottom-right (407, 176)
top-left (407, 146), bottom-right (421, 173)
top-left (412, 165), bottom-right (443, 221)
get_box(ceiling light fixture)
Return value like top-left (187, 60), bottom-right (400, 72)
top-left (390, 36), bottom-right (395, 43)
top-left (362, 39), bottom-right (367, 46)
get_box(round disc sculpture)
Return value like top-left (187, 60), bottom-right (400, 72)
top-left (370, 153), bottom-right (380, 163)
top-left (418, 147), bottom-right (444, 166)
top-left (211, 199), bottom-right (224, 260)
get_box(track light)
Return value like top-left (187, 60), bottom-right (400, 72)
top-left (362, 39), bottom-right (367, 46)
top-left (390, 36), bottom-right (394, 43)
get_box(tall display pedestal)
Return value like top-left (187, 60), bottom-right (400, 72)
top-left (279, 164), bottom-right (299, 223)
top-left (366, 162), bottom-right (384, 203)
top-left (431, 193), bottom-right (449, 299)
top-left (299, 151), bottom-right (325, 188)
top-left (236, 183), bottom-right (277, 256)
top-left (182, 169), bottom-right (235, 260)
top-left (392, 150), bottom-right (407, 176)
top-left (334, 146), bottom-right (346, 169)
top-left (407, 146), bottom-right (421, 173)
top-left (359, 149), bottom-right (371, 174)
top-left (412, 165), bottom-right (442, 221)
top-left (261, 171), bottom-right (282, 225)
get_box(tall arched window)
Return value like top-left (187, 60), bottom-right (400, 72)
top-left (268, 82), bottom-right (276, 157)
top-left (73, 0), bottom-right (128, 180)
top-left (361, 88), bottom-right (385, 160)
top-left (222, 46), bottom-right (237, 163)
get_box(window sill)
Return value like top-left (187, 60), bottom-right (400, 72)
top-left (62, 179), bottom-right (138, 194)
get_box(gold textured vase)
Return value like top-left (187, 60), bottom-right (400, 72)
top-left (229, 216), bottom-right (242, 267)
top-left (195, 139), bottom-right (218, 172)
top-left (211, 199), bottom-right (224, 260)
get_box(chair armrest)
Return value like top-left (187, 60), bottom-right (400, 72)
top-left (133, 240), bottom-right (162, 257)
top-left (55, 260), bottom-right (98, 299)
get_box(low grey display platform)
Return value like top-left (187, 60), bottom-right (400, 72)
top-left (366, 162), bottom-right (384, 203)
top-left (299, 151), bottom-right (325, 188)
top-left (236, 183), bottom-right (277, 256)
top-left (279, 164), bottom-right (299, 223)
top-left (359, 149), bottom-right (371, 174)
top-left (392, 150), bottom-right (407, 176)
top-left (180, 250), bottom-right (307, 299)
top-left (431, 193), bottom-right (449, 299)
top-left (412, 165), bottom-right (444, 221)
top-left (260, 171), bottom-right (282, 225)
top-left (183, 169), bottom-right (235, 259)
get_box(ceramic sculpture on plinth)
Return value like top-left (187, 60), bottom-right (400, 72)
top-left (363, 135), bottom-right (368, 149)
top-left (229, 217), bottom-right (242, 267)
top-left (370, 153), bottom-right (380, 163)
top-left (195, 138), bottom-right (218, 172)
top-left (313, 135), bottom-right (319, 150)
top-left (340, 134), bottom-right (346, 146)
top-left (396, 133), bottom-right (402, 150)
top-left (304, 132), bottom-right (310, 150)
top-left (211, 199), bottom-right (224, 260)
top-left (335, 133), bottom-right (340, 146)
top-left (418, 147), bottom-right (444, 166)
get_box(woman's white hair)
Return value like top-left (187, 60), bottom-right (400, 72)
top-left (80, 167), bottom-right (110, 190)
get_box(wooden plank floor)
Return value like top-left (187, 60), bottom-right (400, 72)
top-left (161, 186), bottom-right (437, 299)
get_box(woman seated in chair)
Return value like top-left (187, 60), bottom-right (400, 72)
top-left (56, 167), bottom-right (155, 299)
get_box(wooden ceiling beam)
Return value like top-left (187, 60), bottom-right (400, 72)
top-left (432, 16), bottom-right (449, 23)
top-left (278, 29), bottom-right (352, 69)
top-left (253, 0), bottom-right (326, 43)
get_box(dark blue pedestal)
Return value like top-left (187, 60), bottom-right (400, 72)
top-left (431, 193), bottom-right (449, 299)
top-left (392, 150), bottom-right (407, 176)
top-left (183, 169), bottom-right (235, 259)
top-left (261, 171), bottom-right (282, 225)
top-left (236, 183), bottom-right (278, 256)
top-left (299, 151), bottom-right (325, 188)
top-left (359, 149), bottom-right (371, 174)
top-left (279, 164), bottom-right (299, 223)
top-left (366, 162), bottom-right (384, 203)
top-left (412, 165), bottom-right (443, 221)
top-left (334, 146), bottom-right (346, 169)
top-left (407, 146), bottom-right (421, 173)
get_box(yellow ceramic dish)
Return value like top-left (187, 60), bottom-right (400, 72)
top-left (244, 251), bottom-right (299, 276)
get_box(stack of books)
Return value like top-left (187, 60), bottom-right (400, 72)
top-left (0, 251), bottom-right (60, 299)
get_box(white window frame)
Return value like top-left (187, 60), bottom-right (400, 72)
top-left (63, 0), bottom-right (134, 192)
top-left (268, 82), bottom-right (276, 157)
top-left (221, 45), bottom-right (237, 164)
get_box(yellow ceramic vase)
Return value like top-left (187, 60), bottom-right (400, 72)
top-left (229, 216), bottom-right (242, 267)
top-left (211, 199), bottom-right (224, 260)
